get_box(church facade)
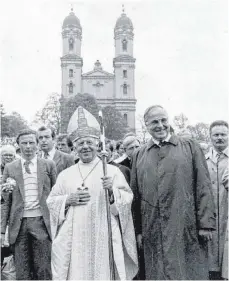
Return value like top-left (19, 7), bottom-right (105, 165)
top-left (60, 8), bottom-right (136, 132)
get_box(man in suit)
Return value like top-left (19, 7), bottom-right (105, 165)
top-left (56, 134), bottom-right (73, 154)
top-left (99, 142), bottom-right (131, 185)
top-left (37, 126), bottom-right (74, 176)
top-left (0, 145), bottom-right (16, 266)
top-left (115, 135), bottom-right (141, 169)
top-left (1, 129), bottom-right (57, 280)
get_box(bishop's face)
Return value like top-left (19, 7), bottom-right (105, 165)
top-left (76, 137), bottom-right (98, 163)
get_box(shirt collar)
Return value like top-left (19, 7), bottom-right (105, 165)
top-left (206, 146), bottom-right (229, 160)
top-left (222, 147), bottom-right (229, 157)
top-left (151, 133), bottom-right (171, 145)
top-left (147, 134), bottom-right (178, 150)
top-left (42, 146), bottom-right (56, 160)
top-left (213, 147), bottom-right (228, 158)
top-left (21, 155), bottom-right (37, 165)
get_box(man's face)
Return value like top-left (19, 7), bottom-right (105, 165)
top-left (118, 144), bottom-right (124, 156)
top-left (1, 150), bottom-right (15, 165)
top-left (37, 129), bottom-right (54, 152)
top-left (210, 125), bottom-right (228, 152)
top-left (125, 140), bottom-right (140, 158)
top-left (76, 137), bottom-right (98, 163)
top-left (57, 138), bottom-right (71, 154)
top-left (105, 145), bottom-right (113, 162)
top-left (19, 134), bottom-right (37, 160)
top-left (145, 107), bottom-right (170, 141)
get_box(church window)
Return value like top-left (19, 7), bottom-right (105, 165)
top-left (123, 70), bottom-right (127, 78)
top-left (122, 39), bottom-right (127, 51)
top-left (69, 69), bottom-right (73, 78)
top-left (124, 114), bottom-right (128, 126)
top-left (123, 83), bottom-right (127, 95)
top-left (69, 37), bottom-right (74, 51)
top-left (69, 82), bottom-right (73, 94)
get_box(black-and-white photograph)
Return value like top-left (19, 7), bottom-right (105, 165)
top-left (0, 0), bottom-right (228, 280)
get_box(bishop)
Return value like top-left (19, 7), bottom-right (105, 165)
top-left (47, 106), bottom-right (138, 280)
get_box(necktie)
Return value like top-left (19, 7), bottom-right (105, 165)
top-left (44, 152), bottom-right (49, 159)
top-left (216, 153), bottom-right (221, 162)
top-left (24, 161), bottom-right (31, 174)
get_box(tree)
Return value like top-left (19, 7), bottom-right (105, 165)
top-left (0, 103), bottom-right (9, 137)
top-left (173, 113), bottom-right (189, 131)
top-left (32, 93), bottom-right (61, 133)
top-left (136, 115), bottom-right (150, 143)
top-left (187, 123), bottom-right (210, 143)
top-left (65, 93), bottom-right (100, 120)
top-left (61, 93), bottom-right (100, 133)
top-left (102, 106), bottom-right (128, 140)
top-left (1, 110), bottom-right (28, 138)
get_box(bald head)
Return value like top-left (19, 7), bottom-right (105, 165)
top-left (1, 145), bottom-right (16, 155)
top-left (144, 105), bottom-right (167, 123)
top-left (1, 145), bottom-right (16, 166)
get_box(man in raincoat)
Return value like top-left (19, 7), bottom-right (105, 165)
top-left (206, 120), bottom-right (228, 280)
top-left (131, 105), bottom-right (216, 280)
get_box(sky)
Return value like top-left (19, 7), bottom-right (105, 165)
top-left (0, 0), bottom-right (228, 128)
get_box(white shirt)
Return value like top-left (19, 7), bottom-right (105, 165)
top-left (151, 133), bottom-right (171, 146)
top-left (21, 156), bottom-right (41, 217)
top-left (21, 155), bottom-right (37, 174)
top-left (42, 146), bottom-right (56, 160)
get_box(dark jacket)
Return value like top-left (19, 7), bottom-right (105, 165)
top-left (53, 150), bottom-right (75, 176)
top-left (109, 161), bottom-right (131, 185)
top-left (1, 158), bottom-right (57, 245)
top-left (39, 149), bottom-right (75, 176)
top-left (118, 157), bottom-right (132, 170)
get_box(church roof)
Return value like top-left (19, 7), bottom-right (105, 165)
top-left (82, 60), bottom-right (114, 78)
top-left (63, 9), bottom-right (81, 29)
top-left (82, 69), bottom-right (114, 78)
top-left (115, 11), bottom-right (133, 29)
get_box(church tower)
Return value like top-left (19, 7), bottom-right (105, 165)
top-left (61, 8), bottom-right (83, 97)
top-left (113, 6), bottom-right (136, 131)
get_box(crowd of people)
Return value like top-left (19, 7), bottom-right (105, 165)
top-left (0, 104), bottom-right (228, 280)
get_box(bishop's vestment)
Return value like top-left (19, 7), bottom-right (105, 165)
top-left (47, 157), bottom-right (138, 280)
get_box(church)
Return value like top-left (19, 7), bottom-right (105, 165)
top-left (60, 8), bottom-right (136, 132)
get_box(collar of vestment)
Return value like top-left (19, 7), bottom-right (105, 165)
top-left (78, 156), bottom-right (101, 166)
top-left (21, 155), bottom-right (37, 166)
top-left (114, 153), bottom-right (128, 164)
top-left (147, 134), bottom-right (178, 150)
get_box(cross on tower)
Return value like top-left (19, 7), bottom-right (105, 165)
top-left (122, 4), bottom-right (125, 13)
top-left (69, 1), bottom-right (74, 12)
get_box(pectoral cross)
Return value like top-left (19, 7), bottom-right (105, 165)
top-left (77, 183), bottom-right (88, 191)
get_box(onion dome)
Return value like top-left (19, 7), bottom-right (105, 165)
top-left (63, 9), bottom-right (81, 29)
top-left (115, 6), bottom-right (133, 29)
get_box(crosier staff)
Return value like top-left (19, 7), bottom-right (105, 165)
top-left (99, 110), bottom-right (115, 280)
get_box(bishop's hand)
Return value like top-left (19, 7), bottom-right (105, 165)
top-left (66, 191), bottom-right (90, 207)
top-left (102, 176), bottom-right (114, 203)
top-left (199, 229), bottom-right (213, 241)
top-left (102, 176), bottom-right (113, 193)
